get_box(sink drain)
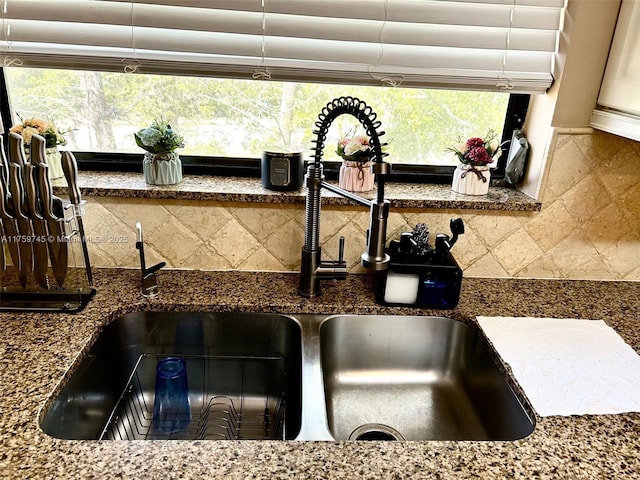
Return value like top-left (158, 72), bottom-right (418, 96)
top-left (349, 424), bottom-right (406, 441)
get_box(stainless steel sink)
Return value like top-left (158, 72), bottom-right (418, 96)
top-left (40, 312), bottom-right (534, 441)
top-left (40, 312), bottom-right (303, 440)
top-left (319, 315), bottom-right (535, 441)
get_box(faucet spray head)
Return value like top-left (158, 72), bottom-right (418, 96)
top-left (448, 217), bottom-right (465, 247)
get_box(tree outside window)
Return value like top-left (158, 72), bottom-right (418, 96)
top-left (4, 68), bottom-right (509, 167)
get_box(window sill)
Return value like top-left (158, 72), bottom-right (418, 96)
top-left (52, 171), bottom-right (541, 212)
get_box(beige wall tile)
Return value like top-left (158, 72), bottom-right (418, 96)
top-left (208, 217), bottom-right (261, 268)
top-left (147, 215), bottom-right (203, 266)
top-left (463, 253), bottom-right (509, 278)
top-left (86, 206), bottom-right (138, 267)
top-left (317, 208), bottom-right (359, 245)
top-left (581, 202), bottom-right (634, 252)
top-left (466, 211), bottom-right (523, 247)
top-left (543, 136), bottom-right (593, 201)
top-left (567, 257), bottom-right (617, 280)
top-left (561, 175), bottom-right (611, 223)
top-left (263, 218), bottom-right (305, 270)
top-left (229, 203), bottom-right (299, 242)
top-left (100, 198), bottom-right (171, 236)
top-left (351, 208), bottom-right (375, 232)
top-left (619, 181), bottom-right (640, 230)
top-left (82, 131), bottom-right (640, 282)
top-left (624, 264), bottom-right (640, 281)
top-left (514, 256), bottom-right (561, 279)
top-left (492, 229), bottom-right (544, 275)
top-left (452, 227), bottom-right (489, 269)
top-left (546, 230), bottom-right (599, 276)
top-left (239, 247), bottom-right (287, 272)
top-left (574, 130), bottom-right (631, 163)
top-left (595, 147), bottom-right (640, 198)
top-left (186, 248), bottom-right (232, 271)
top-left (165, 201), bottom-right (234, 242)
top-left (83, 199), bottom-right (113, 235)
top-left (601, 240), bottom-right (640, 278)
top-left (525, 199), bottom-right (577, 253)
top-left (86, 244), bottom-right (119, 268)
top-left (385, 211), bottom-right (414, 241)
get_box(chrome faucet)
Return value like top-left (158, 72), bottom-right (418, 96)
top-left (135, 222), bottom-right (166, 298)
top-left (299, 97), bottom-right (390, 297)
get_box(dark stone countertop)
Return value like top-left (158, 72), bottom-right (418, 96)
top-left (51, 171), bottom-right (541, 211)
top-left (1, 269), bottom-right (638, 479)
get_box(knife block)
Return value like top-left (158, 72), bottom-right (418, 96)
top-left (0, 198), bottom-right (95, 312)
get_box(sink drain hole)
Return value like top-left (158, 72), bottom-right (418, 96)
top-left (349, 424), bottom-right (406, 441)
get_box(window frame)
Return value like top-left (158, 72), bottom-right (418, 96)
top-left (0, 67), bottom-right (529, 184)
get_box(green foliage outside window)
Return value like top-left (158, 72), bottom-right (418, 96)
top-left (5, 68), bottom-right (508, 166)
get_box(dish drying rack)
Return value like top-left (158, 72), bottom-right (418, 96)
top-left (100, 354), bottom-right (287, 440)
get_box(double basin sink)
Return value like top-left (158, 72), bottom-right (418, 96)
top-left (40, 312), bottom-right (535, 441)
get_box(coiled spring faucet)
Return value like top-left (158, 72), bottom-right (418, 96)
top-left (299, 97), bottom-right (391, 297)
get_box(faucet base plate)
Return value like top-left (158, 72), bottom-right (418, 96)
top-left (361, 253), bottom-right (390, 271)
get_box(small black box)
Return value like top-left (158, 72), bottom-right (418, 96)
top-left (261, 151), bottom-right (304, 191)
top-left (378, 253), bottom-right (462, 309)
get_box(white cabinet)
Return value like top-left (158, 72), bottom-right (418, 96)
top-left (591, 0), bottom-right (640, 140)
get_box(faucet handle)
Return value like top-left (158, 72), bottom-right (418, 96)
top-left (317, 235), bottom-right (348, 281)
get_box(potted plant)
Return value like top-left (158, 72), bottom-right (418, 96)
top-left (336, 132), bottom-right (375, 192)
top-left (448, 131), bottom-right (504, 195)
top-left (134, 118), bottom-right (185, 185)
top-left (10, 114), bottom-right (72, 179)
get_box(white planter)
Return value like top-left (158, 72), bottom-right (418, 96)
top-left (451, 163), bottom-right (491, 195)
top-left (25, 147), bottom-right (64, 179)
top-left (143, 151), bottom-right (182, 185)
top-left (339, 160), bottom-right (374, 192)
top-left (45, 148), bottom-right (64, 179)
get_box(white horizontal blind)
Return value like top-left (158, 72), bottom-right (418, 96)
top-left (0, 0), bottom-right (565, 92)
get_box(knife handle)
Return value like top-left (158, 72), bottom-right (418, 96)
top-left (25, 164), bottom-right (43, 221)
top-left (36, 164), bottom-right (59, 222)
top-left (8, 163), bottom-right (28, 221)
top-left (0, 175), bottom-right (12, 221)
top-left (8, 132), bottom-right (28, 167)
top-left (61, 151), bottom-right (81, 205)
top-left (30, 134), bottom-right (48, 167)
top-left (0, 136), bottom-right (9, 190)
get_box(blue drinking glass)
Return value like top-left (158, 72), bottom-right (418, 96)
top-left (152, 357), bottom-right (191, 434)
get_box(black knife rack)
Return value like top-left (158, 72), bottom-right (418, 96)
top-left (0, 198), bottom-right (96, 312)
top-left (0, 139), bottom-right (95, 313)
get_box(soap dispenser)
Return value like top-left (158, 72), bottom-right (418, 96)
top-left (378, 219), bottom-right (464, 308)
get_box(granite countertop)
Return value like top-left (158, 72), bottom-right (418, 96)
top-left (51, 171), bottom-right (542, 211)
top-left (1, 269), bottom-right (639, 479)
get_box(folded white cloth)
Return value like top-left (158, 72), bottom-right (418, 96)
top-left (476, 316), bottom-right (640, 417)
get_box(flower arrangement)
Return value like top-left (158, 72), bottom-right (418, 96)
top-left (336, 132), bottom-right (372, 162)
top-left (10, 114), bottom-right (71, 148)
top-left (134, 118), bottom-right (185, 154)
top-left (447, 131), bottom-right (503, 167)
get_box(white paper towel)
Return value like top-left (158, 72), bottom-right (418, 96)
top-left (477, 316), bottom-right (640, 417)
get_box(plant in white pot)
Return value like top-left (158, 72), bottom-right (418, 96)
top-left (10, 114), bottom-right (72, 179)
top-left (135, 119), bottom-right (185, 185)
top-left (448, 132), bottom-right (504, 195)
top-left (336, 131), bottom-right (375, 192)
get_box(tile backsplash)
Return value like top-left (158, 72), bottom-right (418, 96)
top-left (85, 131), bottom-right (640, 281)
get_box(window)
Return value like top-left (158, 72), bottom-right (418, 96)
top-left (1, 0), bottom-right (559, 181)
top-left (3, 67), bottom-right (514, 168)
